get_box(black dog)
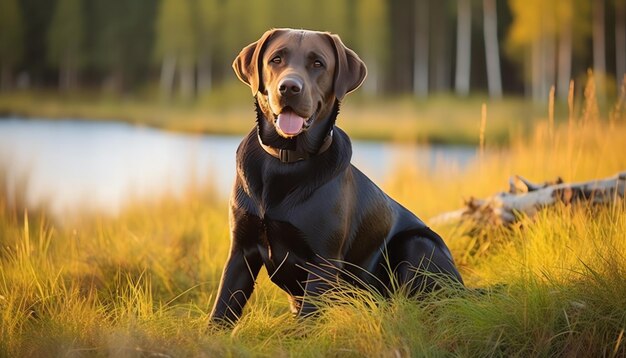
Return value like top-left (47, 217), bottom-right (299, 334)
top-left (210, 29), bottom-right (463, 324)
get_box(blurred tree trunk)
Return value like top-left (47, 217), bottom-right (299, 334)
top-left (357, 0), bottom-right (388, 95)
top-left (155, 0), bottom-right (196, 100)
top-left (542, 29), bottom-right (556, 100)
top-left (60, 52), bottom-right (79, 91)
top-left (531, 36), bottom-right (542, 101)
top-left (1, 65), bottom-right (11, 90)
top-left (179, 60), bottom-right (195, 101)
top-left (592, 0), bottom-right (606, 100)
top-left (194, 0), bottom-right (218, 95)
top-left (160, 54), bottom-right (176, 100)
top-left (413, 0), bottom-right (429, 97)
top-left (616, 0), bottom-right (626, 84)
top-left (483, 0), bottom-right (502, 98)
top-left (455, 0), bottom-right (471, 96)
top-left (197, 52), bottom-right (212, 93)
top-left (47, 0), bottom-right (83, 92)
top-left (557, 12), bottom-right (573, 101)
top-left (432, 3), bottom-right (451, 92)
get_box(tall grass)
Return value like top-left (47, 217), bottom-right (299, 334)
top-left (1, 76), bottom-right (625, 356)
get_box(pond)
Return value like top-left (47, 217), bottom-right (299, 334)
top-left (0, 118), bottom-right (476, 218)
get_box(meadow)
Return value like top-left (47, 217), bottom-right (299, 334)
top-left (0, 84), bottom-right (550, 145)
top-left (1, 79), bottom-right (625, 356)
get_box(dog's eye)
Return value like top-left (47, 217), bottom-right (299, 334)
top-left (313, 60), bottom-right (324, 68)
top-left (271, 56), bottom-right (282, 64)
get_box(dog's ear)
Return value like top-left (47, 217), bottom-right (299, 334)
top-left (233, 29), bottom-right (282, 96)
top-left (327, 34), bottom-right (367, 100)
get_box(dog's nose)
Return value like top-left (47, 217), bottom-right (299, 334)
top-left (278, 77), bottom-right (303, 97)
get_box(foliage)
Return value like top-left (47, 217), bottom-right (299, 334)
top-left (0, 0), bottom-right (24, 69)
top-left (507, 0), bottom-right (591, 57)
top-left (88, 0), bottom-right (157, 91)
top-left (3, 0), bottom-right (623, 97)
top-left (46, 0), bottom-right (84, 67)
top-left (154, 0), bottom-right (196, 66)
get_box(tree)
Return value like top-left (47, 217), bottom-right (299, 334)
top-left (413, 0), bottom-right (430, 97)
top-left (90, 0), bottom-right (157, 94)
top-left (155, 0), bottom-right (196, 100)
top-left (483, 0), bottom-right (503, 98)
top-left (615, 0), bottom-right (625, 85)
top-left (556, 0), bottom-right (573, 101)
top-left (592, 0), bottom-right (606, 100)
top-left (194, 0), bottom-right (220, 94)
top-left (508, 0), bottom-right (550, 101)
top-left (431, 2), bottom-right (453, 92)
top-left (356, 0), bottom-right (388, 94)
top-left (507, 0), bottom-right (590, 101)
top-left (455, 0), bottom-right (472, 96)
top-left (47, 0), bottom-right (84, 91)
top-left (0, 0), bottom-right (23, 90)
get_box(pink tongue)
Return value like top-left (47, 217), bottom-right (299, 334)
top-left (276, 111), bottom-right (305, 135)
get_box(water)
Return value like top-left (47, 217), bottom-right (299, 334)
top-left (0, 118), bottom-right (476, 217)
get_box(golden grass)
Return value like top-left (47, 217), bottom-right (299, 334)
top-left (1, 75), bottom-right (625, 356)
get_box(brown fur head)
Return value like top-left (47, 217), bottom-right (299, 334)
top-left (233, 28), bottom-right (366, 138)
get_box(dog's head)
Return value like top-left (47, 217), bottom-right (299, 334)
top-left (233, 28), bottom-right (367, 138)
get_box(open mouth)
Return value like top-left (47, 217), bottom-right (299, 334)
top-left (273, 104), bottom-right (320, 137)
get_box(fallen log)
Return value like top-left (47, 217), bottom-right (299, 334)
top-left (430, 171), bottom-right (626, 225)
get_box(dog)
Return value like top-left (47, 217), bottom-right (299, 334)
top-left (210, 28), bottom-right (463, 325)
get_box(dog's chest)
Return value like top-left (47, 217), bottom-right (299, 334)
top-left (256, 218), bottom-right (313, 291)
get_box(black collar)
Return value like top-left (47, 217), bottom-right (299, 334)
top-left (257, 130), bottom-right (333, 163)
top-left (255, 100), bottom-right (339, 163)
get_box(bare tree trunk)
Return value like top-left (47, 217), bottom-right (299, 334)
top-left (592, 0), bottom-right (606, 101)
top-left (197, 51), bottom-right (212, 94)
top-left (1, 64), bottom-right (11, 91)
top-left (160, 54), bottom-right (177, 100)
top-left (557, 15), bottom-right (573, 101)
top-left (432, 3), bottom-right (450, 92)
top-left (102, 67), bottom-right (124, 94)
top-left (616, 0), bottom-right (626, 84)
top-left (455, 0), bottom-right (471, 96)
top-left (542, 30), bottom-right (556, 100)
top-left (483, 0), bottom-right (503, 98)
top-left (179, 60), bottom-right (195, 101)
top-left (531, 36), bottom-right (542, 101)
top-left (70, 54), bottom-right (78, 90)
top-left (362, 55), bottom-right (379, 94)
top-left (60, 52), bottom-right (73, 91)
top-left (413, 0), bottom-right (429, 97)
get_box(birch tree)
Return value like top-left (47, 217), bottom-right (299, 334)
top-left (414, 0), bottom-right (430, 97)
top-left (455, 0), bottom-right (472, 96)
top-left (155, 0), bottom-right (196, 100)
top-left (556, 0), bottom-right (573, 100)
top-left (194, 0), bottom-right (220, 94)
top-left (507, 0), bottom-right (589, 102)
top-left (483, 0), bottom-right (503, 98)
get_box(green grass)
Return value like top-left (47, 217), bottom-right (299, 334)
top-left (1, 79), bottom-right (625, 356)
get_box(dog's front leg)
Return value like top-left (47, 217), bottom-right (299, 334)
top-left (210, 248), bottom-right (262, 325)
top-left (298, 261), bottom-right (342, 317)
